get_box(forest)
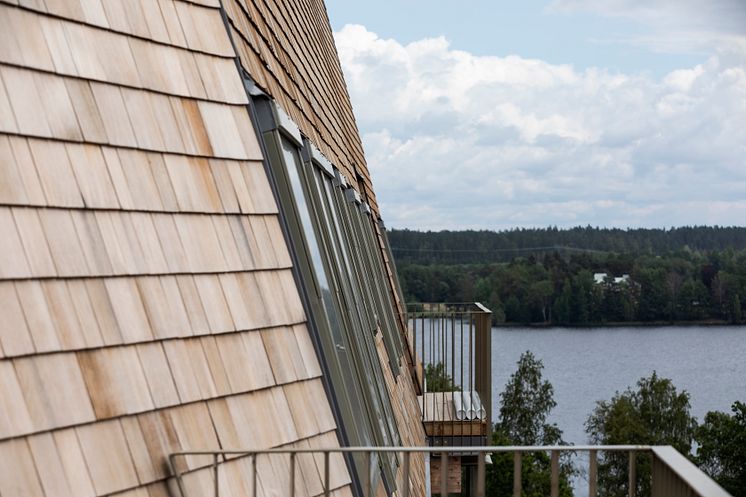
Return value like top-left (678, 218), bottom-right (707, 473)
top-left (390, 226), bottom-right (746, 325)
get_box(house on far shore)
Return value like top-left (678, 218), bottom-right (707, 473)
top-left (594, 272), bottom-right (631, 285)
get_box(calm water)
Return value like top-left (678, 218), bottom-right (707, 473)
top-left (490, 326), bottom-right (746, 446)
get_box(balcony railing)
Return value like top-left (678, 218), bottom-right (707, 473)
top-left (405, 303), bottom-right (492, 445)
top-left (169, 445), bottom-right (733, 497)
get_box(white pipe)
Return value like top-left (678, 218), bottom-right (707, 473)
top-left (453, 391), bottom-right (467, 420)
top-left (466, 392), bottom-right (478, 420)
top-left (453, 391), bottom-right (487, 420)
top-left (472, 393), bottom-right (487, 421)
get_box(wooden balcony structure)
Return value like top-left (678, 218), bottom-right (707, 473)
top-left (406, 303), bottom-right (493, 446)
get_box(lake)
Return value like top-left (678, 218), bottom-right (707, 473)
top-left (490, 325), bottom-right (745, 495)
top-left (490, 325), bottom-right (746, 446)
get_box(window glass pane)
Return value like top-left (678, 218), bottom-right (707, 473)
top-left (278, 137), bottom-right (376, 447)
top-left (326, 186), bottom-right (403, 448)
top-left (311, 169), bottom-right (402, 471)
top-left (264, 128), bottom-right (405, 490)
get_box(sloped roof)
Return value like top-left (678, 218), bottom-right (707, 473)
top-left (0, 1), bottom-right (349, 496)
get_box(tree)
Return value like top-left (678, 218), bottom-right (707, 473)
top-left (487, 352), bottom-right (574, 497)
top-left (424, 362), bottom-right (457, 392)
top-left (528, 280), bottom-right (553, 323)
top-left (505, 295), bottom-right (524, 324)
top-left (393, 229), bottom-right (746, 325)
top-left (572, 271), bottom-right (593, 324)
top-left (733, 294), bottom-right (742, 323)
top-left (498, 351), bottom-right (562, 445)
top-left (552, 280), bottom-right (572, 325)
top-left (585, 372), bottom-right (697, 497)
top-left (695, 401), bottom-right (746, 496)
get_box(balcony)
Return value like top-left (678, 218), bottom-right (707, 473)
top-left (170, 445), bottom-right (734, 497)
top-left (405, 303), bottom-right (493, 446)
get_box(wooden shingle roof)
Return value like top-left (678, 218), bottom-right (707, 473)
top-left (0, 0), bottom-right (427, 496)
top-left (0, 1), bottom-right (348, 496)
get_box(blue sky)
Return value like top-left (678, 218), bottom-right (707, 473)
top-left (325, 0), bottom-right (746, 230)
top-left (326, 0), bottom-right (703, 76)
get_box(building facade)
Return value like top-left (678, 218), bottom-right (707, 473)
top-left (0, 1), bottom-right (426, 497)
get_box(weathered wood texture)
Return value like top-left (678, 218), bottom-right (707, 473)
top-left (0, 1), bottom-right (425, 497)
top-left (221, 0), bottom-right (379, 213)
top-left (0, 1), bottom-right (348, 497)
top-left (375, 333), bottom-right (429, 496)
top-left (418, 391), bottom-right (488, 437)
top-left (429, 456), bottom-right (462, 494)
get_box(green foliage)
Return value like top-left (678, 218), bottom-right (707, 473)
top-left (585, 372), bottom-right (698, 497)
top-left (487, 431), bottom-right (574, 497)
top-left (695, 401), bottom-right (746, 496)
top-left (424, 362), bottom-right (457, 392)
top-left (733, 295), bottom-right (742, 323)
top-left (487, 352), bottom-right (574, 497)
top-left (389, 226), bottom-right (746, 264)
top-left (498, 352), bottom-right (562, 445)
top-left (394, 230), bottom-right (746, 325)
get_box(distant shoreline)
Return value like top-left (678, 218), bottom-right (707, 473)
top-left (494, 320), bottom-right (744, 328)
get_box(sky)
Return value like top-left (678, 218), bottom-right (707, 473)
top-left (325, 0), bottom-right (746, 231)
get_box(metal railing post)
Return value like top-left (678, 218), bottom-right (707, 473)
top-left (481, 307), bottom-right (492, 440)
top-left (363, 451), bottom-right (371, 497)
top-left (411, 311), bottom-right (417, 373)
top-left (167, 445), bottom-right (731, 497)
top-left (476, 452), bottom-right (486, 497)
top-left (589, 449), bottom-right (597, 497)
top-left (324, 451), bottom-right (331, 497)
top-left (289, 452), bottom-right (296, 497)
top-left (513, 451), bottom-right (522, 497)
top-left (551, 450), bottom-right (560, 497)
top-left (402, 451), bottom-right (410, 497)
top-left (213, 454), bottom-right (220, 497)
top-left (169, 455), bottom-right (187, 497)
top-left (651, 453), bottom-right (660, 497)
top-left (440, 452), bottom-right (448, 497)
top-left (252, 454), bottom-right (257, 497)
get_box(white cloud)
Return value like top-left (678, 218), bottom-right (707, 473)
top-left (335, 25), bottom-right (746, 229)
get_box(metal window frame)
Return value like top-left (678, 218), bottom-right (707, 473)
top-left (301, 144), bottom-right (404, 486)
top-left (327, 180), bottom-right (404, 457)
top-left (251, 97), bottom-right (372, 490)
top-left (206, 8), bottom-right (401, 496)
top-left (254, 97), bottom-right (410, 493)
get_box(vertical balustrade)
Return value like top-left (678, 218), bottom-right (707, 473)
top-left (252, 454), bottom-right (257, 497)
top-left (168, 445), bottom-right (733, 497)
top-left (324, 451), bottom-right (331, 497)
top-left (476, 452), bottom-right (486, 497)
top-left (402, 452), bottom-right (411, 497)
top-left (551, 450), bottom-right (560, 497)
top-left (364, 451), bottom-right (371, 497)
top-left (213, 454), bottom-right (220, 497)
top-left (589, 449), bottom-right (598, 497)
top-left (406, 302), bottom-right (492, 445)
top-left (513, 451), bottom-right (522, 497)
top-left (440, 453), bottom-right (448, 497)
top-left (289, 452), bottom-right (296, 497)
